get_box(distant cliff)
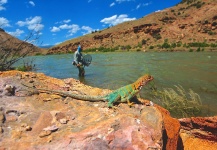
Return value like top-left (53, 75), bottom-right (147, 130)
top-left (48, 0), bottom-right (217, 54)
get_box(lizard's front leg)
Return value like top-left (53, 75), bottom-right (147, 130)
top-left (107, 95), bottom-right (121, 108)
top-left (121, 90), bottom-right (140, 106)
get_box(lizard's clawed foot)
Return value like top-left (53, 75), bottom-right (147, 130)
top-left (127, 100), bottom-right (134, 107)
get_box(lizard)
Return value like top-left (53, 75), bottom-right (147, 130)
top-left (25, 74), bottom-right (154, 107)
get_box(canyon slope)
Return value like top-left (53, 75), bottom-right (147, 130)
top-left (48, 0), bottom-right (217, 54)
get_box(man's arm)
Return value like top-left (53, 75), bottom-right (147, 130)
top-left (73, 51), bottom-right (78, 64)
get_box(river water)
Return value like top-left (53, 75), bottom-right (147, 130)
top-left (20, 52), bottom-right (217, 117)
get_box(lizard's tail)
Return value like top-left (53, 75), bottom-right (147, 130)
top-left (38, 89), bottom-right (106, 102)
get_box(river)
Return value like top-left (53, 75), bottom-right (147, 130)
top-left (19, 52), bottom-right (217, 117)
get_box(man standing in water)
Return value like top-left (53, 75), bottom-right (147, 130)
top-left (73, 44), bottom-right (85, 76)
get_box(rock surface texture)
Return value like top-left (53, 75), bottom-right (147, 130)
top-left (178, 116), bottom-right (217, 150)
top-left (0, 71), bottom-right (216, 150)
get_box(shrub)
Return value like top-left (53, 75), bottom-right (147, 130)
top-left (152, 33), bottom-right (162, 40)
top-left (149, 46), bottom-right (154, 49)
top-left (210, 43), bottom-right (217, 47)
top-left (171, 43), bottom-right (177, 48)
top-left (189, 49), bottom-right (194, 52)
top-left (16, 58), bottom-right (36, 72)
top-left (196, 47), bottom-right (201, 52)
top-left (177, 42), bottom-right (182, 47)
top-left (208, 31), bottom-right (216, 35)
top-left (162, 42), bottom-right (171, 49)
top-left (141, 39), bottom-right (147, 45)
top-left (137, 43), bottom-right (142, 48)
top-left (136, 49), bottom-right (141, 52)
top-left (188, 42), bottom-right (209, 47)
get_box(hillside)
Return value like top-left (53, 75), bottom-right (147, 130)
top-left (0, 29), bottom-right (47, 56)
top-left (48, 0), bottom-right (217, 54)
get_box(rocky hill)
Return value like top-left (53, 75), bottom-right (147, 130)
top-left (48, 0), bottom-right (217, 54)
top-left (0, 28), bottom-right (47, 56)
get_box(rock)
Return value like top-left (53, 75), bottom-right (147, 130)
top-left (25, 126), bottom-right (32, 131)
top-left (38, 114), bottom-right (163, 149)
top-left (55, 112), bottom-right (66, 121)
top-left (30, 111), bottom-right (53, 136)
top-left (0, 84), bottom-right (15, 96)
top-left (0, 126), bottom-right (3, 134)
top-left (0, 110), bottom-right (5, 124)
top-left (178, 116), bottom-right (217, 149)
top-left (59, 118), bottom-right (67, 124)
top-left (6, 115), bottom-right (17, 122)
top-left (39, 130), bottom-right (52, 138)
top-left (155, 105), bottom-right (180, 150)
top-left (43, 125), bottom-right (59, 132)
top-left (0, 70), bottom-right (216, 150)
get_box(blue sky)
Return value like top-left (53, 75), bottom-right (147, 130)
top-left (0, 0), bottom-right (181, 46)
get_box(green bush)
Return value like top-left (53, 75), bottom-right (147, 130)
top-left (208, 31), bottom-right (216, 35)
top-left (188, 42), bottom-right (209, 47)
top-left (149, 46), bottom-right (154, 49)
top-left (162, 42), bottom-right (171, 49)
top-left (141, 39), bottom-right (147, 45)
top-left (152, 33), bottom-right (162, 40)
top-left (136, 49), bottom-right (141, 51)
top-left (177, 42), bottom-right (182, 47)
top-left (210, 43), bottom-right (217, 47)
top-left (189, 49), bottom-right (194, 52)
top-left (196, 47), bottom-right (201, 52)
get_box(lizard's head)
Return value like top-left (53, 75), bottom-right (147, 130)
top-left (134, 74), bottom-right (154, 90)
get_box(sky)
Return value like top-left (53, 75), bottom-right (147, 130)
top-left (0, 0), bottom-right (181, 46)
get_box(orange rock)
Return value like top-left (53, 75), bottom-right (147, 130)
top-left (155, 104), bottom-right (181, 150)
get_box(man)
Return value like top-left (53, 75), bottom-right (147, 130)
top-left (73, 45), bottom-right (85, 76)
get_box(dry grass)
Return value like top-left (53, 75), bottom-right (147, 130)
top-left (153, 85), bottom-right (202, 118)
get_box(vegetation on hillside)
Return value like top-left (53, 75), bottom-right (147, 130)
top-left (53, 40), bottom-right (217, 54)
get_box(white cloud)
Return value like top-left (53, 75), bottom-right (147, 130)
top-left (63, 19), bottom-right (71, 23)
top-left (0, 0), bottom-right (7, 11)
top-left (155, 10), bottom-right (161, 12)
top-left (50, 23), bottom-right (80, 37)
top-left (67, 24), bottom-right (80, 36)
top-left (29, 1), bottom-right (35, 7)
top-left (100, 14), bottom-right (136, 26)
top-left (55, 19), bottom-right (71, 24)
top-left (88, 0), bottom-right (92, 3)
top-left (51, 26), bottom-right (60, 32)
top-left (0, 17), bottom-right (10, 27)
top-left (28, 23), bottom-right (44, 31)
top-left (7, 29), bottom-right (24, 37)
top-left (136, 3), bottom-right (141, 9)
top-left (81, 26), bottom-right (94, 35)
top-left (59, 24), bottom-right (73, 30)
top-left (55, 42), bottom-right (61, 45)
top-left (143, 2), bottom-right (151, 6)
top-left (116, 0), bottom-right (133, 3)
top-left (136, 2), bottom-right (151, 10)
top-left (110, 2), bottom-right (115, 7)
top-left (16, 16), bottom-right (44, 32)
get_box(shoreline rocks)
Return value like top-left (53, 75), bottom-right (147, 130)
top-left (0, 70), bottom-right (216, 149)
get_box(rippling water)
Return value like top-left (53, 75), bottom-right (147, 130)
top-left (18, 52), bottom-right (217, 117)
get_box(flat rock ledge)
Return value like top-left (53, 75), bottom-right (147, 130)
top-left (0, 71), bottom-right (216, 150)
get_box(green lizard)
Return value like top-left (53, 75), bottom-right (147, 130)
top-left (31, 74), bottom-right (153, 107)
